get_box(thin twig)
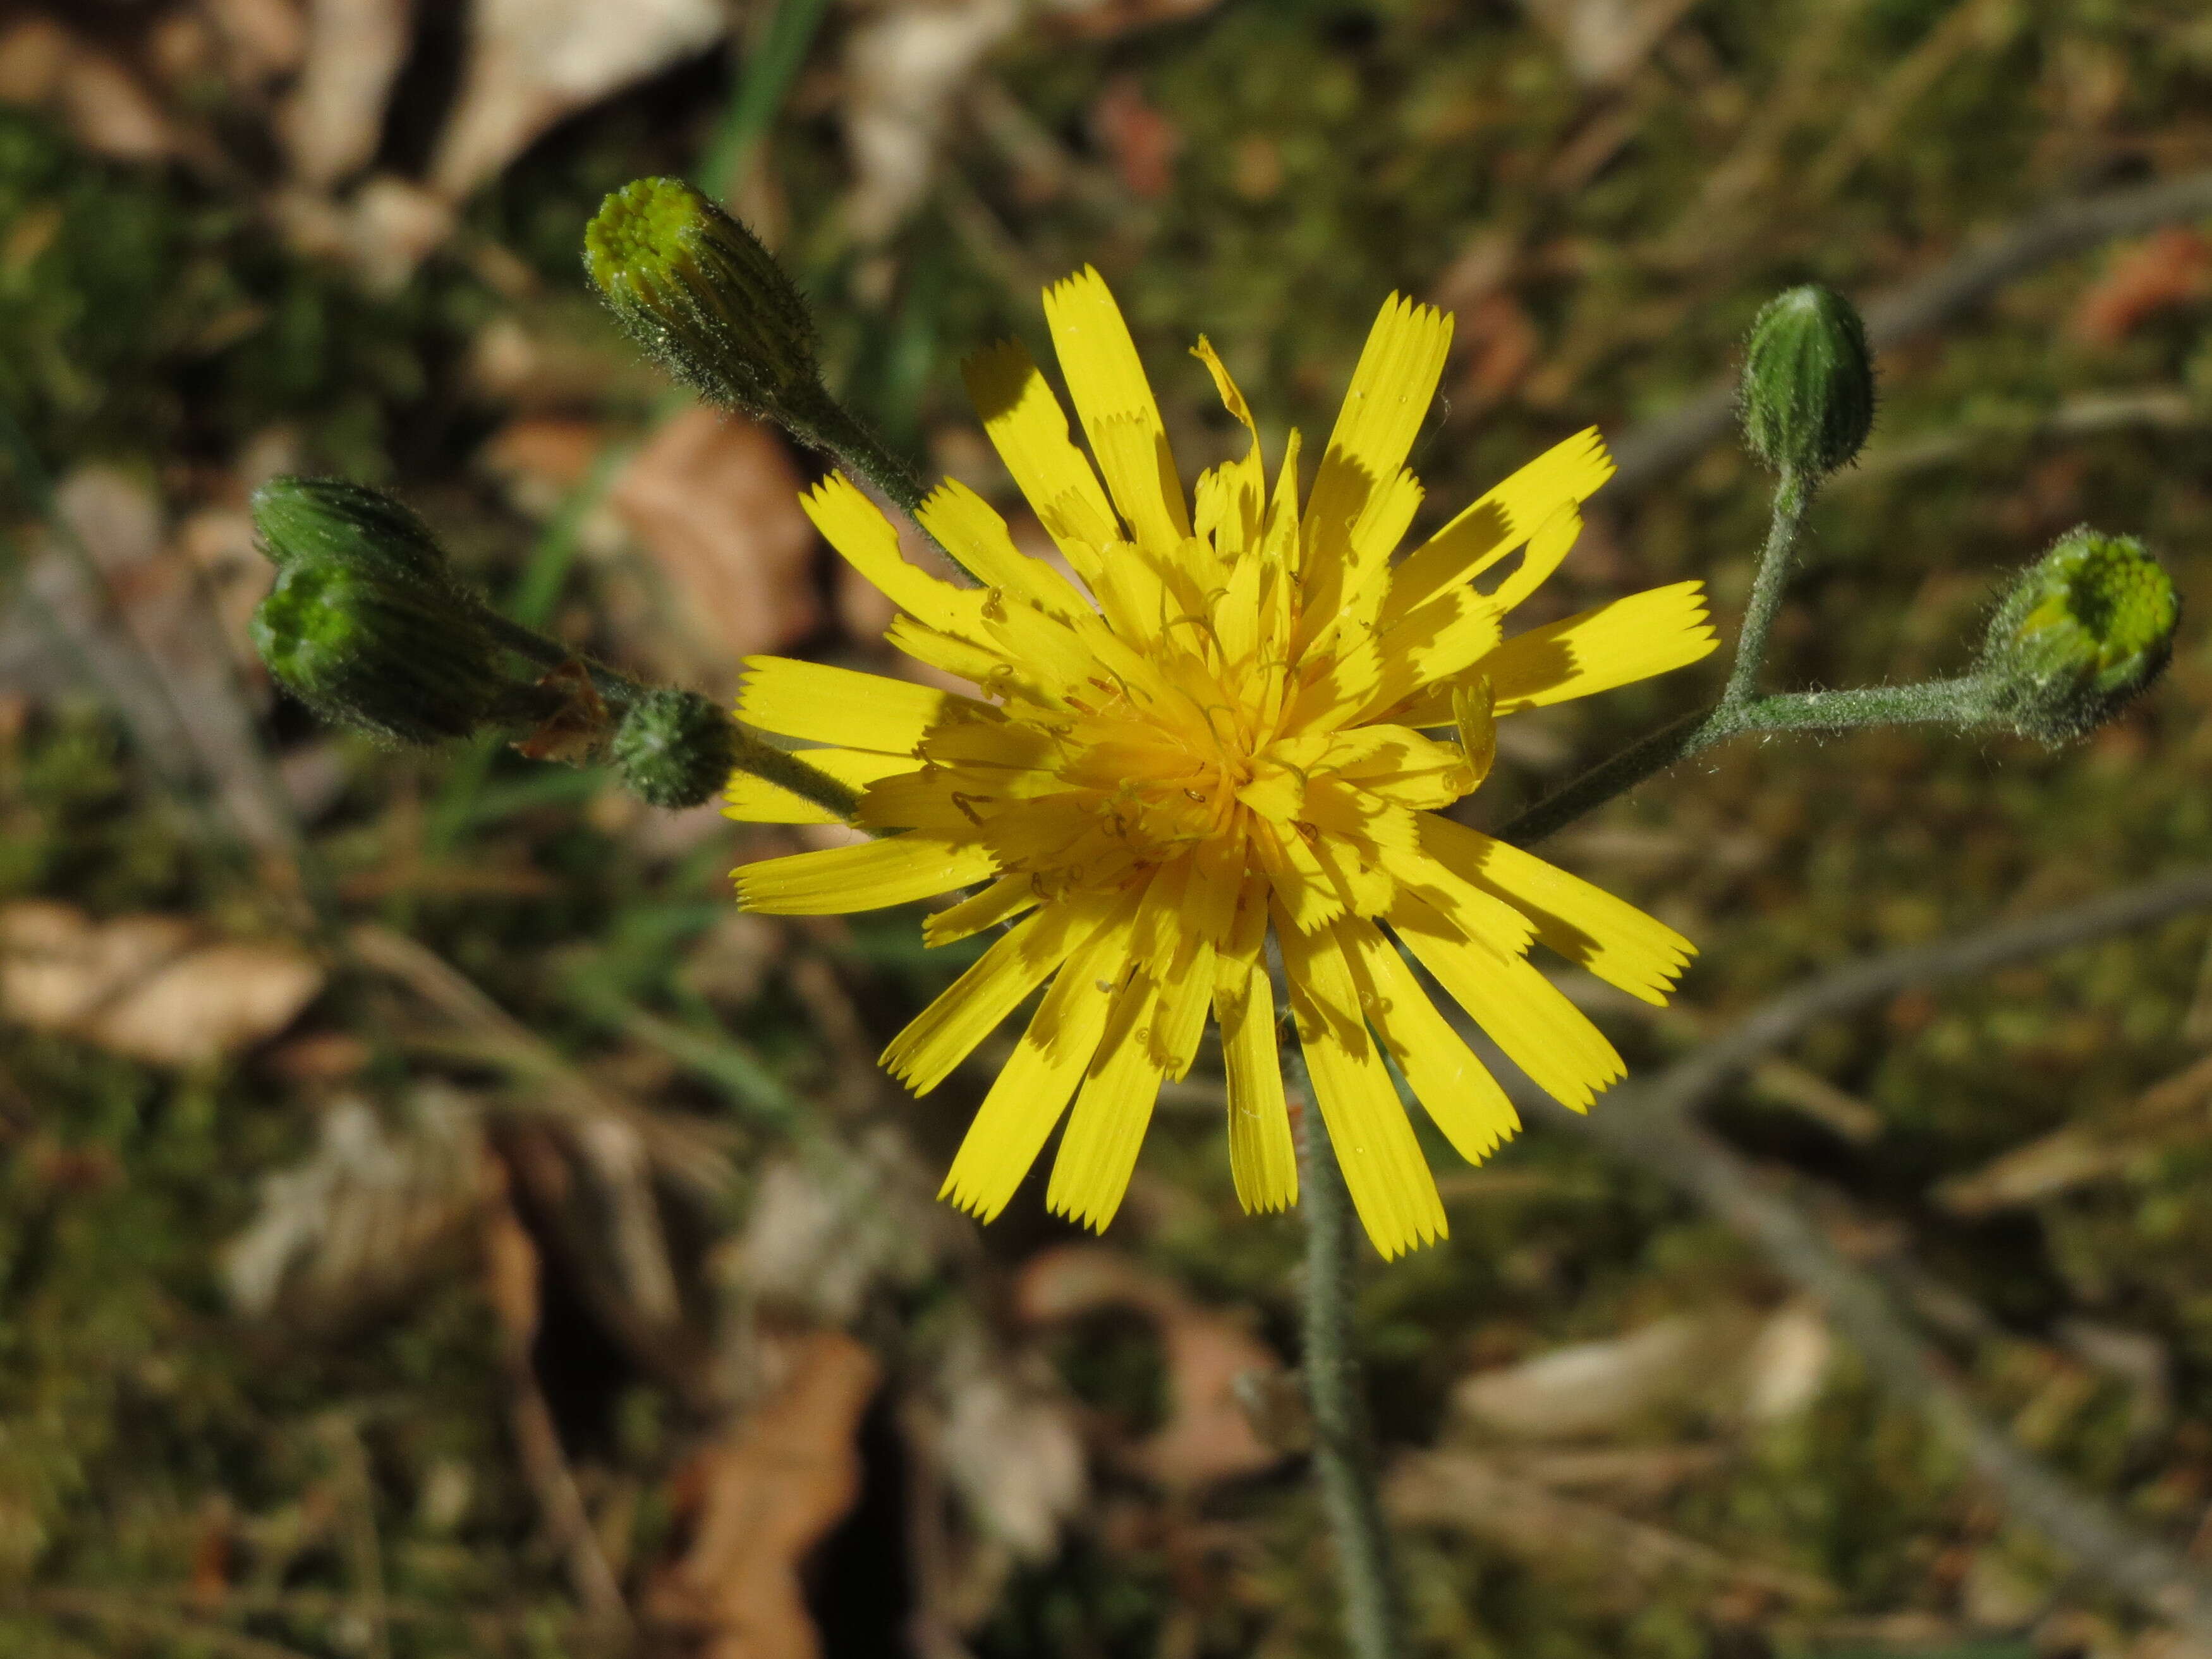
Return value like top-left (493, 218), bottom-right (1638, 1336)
top-left (1440, 872), bottom-right (2212, 1640)
top-left (482, 1194), bottom-right (637, 1641)
top-left (350, 922), bottom-right (737, 1196)
top-left (1643, 865), bottom-right (2212, 1117)
top-left (324, 1413), bottom-right (391, 1659)
top-left (1608, 167), bottom-right (2212, 494)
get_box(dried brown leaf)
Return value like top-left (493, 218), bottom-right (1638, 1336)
top-left (842, 0), bottom-right (1023, 246)
top-left (20, 467), bottom-right (295, 851)
top-left (430, 0), bottom-right (726, 200)
top-left (201, 0), bottom-right (309, 84)
top-left (645, 1331), bottom-right (883, 1659)
top-left (1933, 1127), bottom-right (2131, 1217)
top-left (1016, 1244), bottom-right (1283, 1490)
top-left (0, 18), bottom-right (71, 105)
top-left (933, 1325), bottom-right (1088, 1560)
top-left (54, 39), bottom-right (179, 162)
top-left (1089, 75), bottom-right (1181, 199)
top-left (281, 0), bottom-right (413, 188)
top-left (1042, 0), bottom-right (1225, 40)
top-left (611, 408), bottom-right (821, 690)
top-left (224, 1090), bottom-right (487, 1326)
top-left (1388, 1450), bottom-right (1832, 1604)
top-left (1452, 1311), bottom-right (1761, 1441)
top-left (1, 902), bottom-right (322, 1067)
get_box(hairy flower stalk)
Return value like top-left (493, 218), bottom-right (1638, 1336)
top-left (584, 178), bottom-right (934, 516)
top-left (726, 269), bottom-right (1718, 1257)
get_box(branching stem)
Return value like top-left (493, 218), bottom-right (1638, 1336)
top-left (1499, 676), bottom-right (1998, 847)
top-left (1723, 466), bottom-right (1813, 707)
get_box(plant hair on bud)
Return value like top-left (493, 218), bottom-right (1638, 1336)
top-left (585, 178), bottom-right (823, 423)
top-left (1739, 284), bottom-right (1876, 477)
top-left (611, 688), bottom-right (739, 810)
top-left (248, 477), bottom-right (516, 746)
top-left (1980, 527), bottom-right (2180, 744)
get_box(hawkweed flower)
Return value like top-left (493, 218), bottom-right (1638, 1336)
top-left (727, 271), bottom-right (1717, 1256)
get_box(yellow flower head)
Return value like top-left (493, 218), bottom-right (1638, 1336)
top-left (727, 269), bottom-right (1717, 1258)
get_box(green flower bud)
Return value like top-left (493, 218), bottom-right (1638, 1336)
top-left (248, 478), bottom-right (511, 744)
top-left (585, 178), bottom-right (821, 422)
top-left (1739, 285), bottom-right (1876, 476)
top-left (611, 688), bottom-right (738, 809)
top-left (251, 477), bottom-right (454, 584)
top-left (1981, 528), bottom-right (2180, 743)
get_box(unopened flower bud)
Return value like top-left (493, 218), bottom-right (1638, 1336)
top-left (248, 478), bottom-right (510, 744)
top-left (585, 177), bottom-right (821, 422)
top-left (1981, 528), bottom-right (2179, 743)
top-left (1739, 285), bottom-right (1876, 476)
top-left (611, 688), bottom-right (738, 809)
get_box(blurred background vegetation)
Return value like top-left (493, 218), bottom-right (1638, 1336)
top-left (6, 1), bottom-right (2212, 1655)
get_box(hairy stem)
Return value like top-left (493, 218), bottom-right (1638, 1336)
top-left (1722, 466), bottom-right (1813, 707)
top-left (477, 603), bottom-right (862, 822)
top-left (728, 726), bottom-right (863, 822)
top-left (475, 607), bottom-right (640, 711)
top-left (1499, 676), bottom-right (1997, 847)
top-left (778, 384), bottom-right (984, 585)
top-left (1291, 1055), bottom-right (1407, 1659)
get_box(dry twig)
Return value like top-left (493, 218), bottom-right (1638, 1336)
top-left (1609, 168), bottom-right (2212, 494)
top-left (1532, 869), bottom-right (2212, 1639)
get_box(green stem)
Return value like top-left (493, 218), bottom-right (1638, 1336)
top-left (729, 725), bottom-right (863, 822)
top-left (475, 607), bottom-right (640, 712)
top-left (1499, 676), bottom-right (1998, 848)
top-left (1722, 465), bottom-right (1814, 707)
top-left (476, 602), bottom-right (863, 823)
top-left (779, 383), bottom-right (983, 585)
top-left (1289, 1052), bottom-right (1408, 1659)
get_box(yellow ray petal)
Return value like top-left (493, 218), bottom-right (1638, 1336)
top-left (1481, 580), bottom-right (1718, 713)
top-left (1277, 908), bottom-right (1446, 1260)
top-left (1387, 894), bottom-right (1624, 1111)
top-left (724, 748), bottom-right (915, 825)
top-left (1190, 336), bottom-right (1266, 560)
top-left (1370, 506), bottom-right (1581, 718)
top-left (916, 479), bottom-right (1090, 620)
top-left (1047, 976), bottom-right (1165, 1231)
top-left (1252, 818), bottom-right (1347, 934)
top-left (800, 473), bottom-right (983, 636)
top-left (939, 904), bottom-right (1134, 1221)
top-left (1335, 916), bottom-right (1520, 1167)
top-left (736, 834), bottom-right (999, 916)
top-left (924, 873), bottom-right (1042, 946)
top-left (961, 338), bottom-right (1121, 571)
top-left (1043, 267), bottom-right (1191, 547)
top-left (1419, 816), bottom-right (1694, 1004)
top-left (1305, 295), bottom-right (1452, 563)
top-left (739, 655), bottom-right (975, 751)
top-left (883, 895), bottom-right (1110, 1095)
top-left (1358, 586), bottom-right (1506, 725)
top-left (1218, 956), bottom-right (1295, 1213)
top-left (1387, 428), bottom-right (1615, 619)
top-left (884, 617), bottom-right (1010, 698)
